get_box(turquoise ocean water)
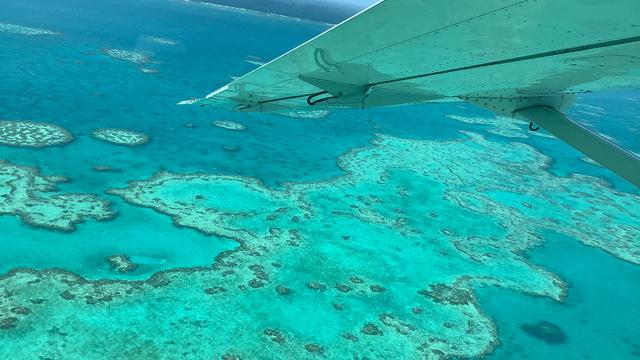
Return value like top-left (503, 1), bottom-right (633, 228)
top-left (1, 0), bottom-right (639, 358)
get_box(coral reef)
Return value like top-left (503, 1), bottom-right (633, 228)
top-left (419, 283), bottom-right (474, 305)
top-left (0, 23), bottom-right (60, 36)
top-left (91, 128), bottom-right (149, 146)
top-left (92, 165), bottom-right (122, 173)
top-left (0, 121), bottom-right (73, 148)
top-left (102, 49), bottom-right (151, 64)
top-left (106, 255), bottom-right (137, 273)
top-left (212, 120), bottom-right (247, 131)
top-left (143, 36), bottom-right (178, 46)
top-left (1, 131), bottom-right (638, 359)
top-left (520, 321), bottom-right (567, 344)
top-left (0, 161), bottom-right (116, 232)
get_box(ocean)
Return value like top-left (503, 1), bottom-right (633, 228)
top-left (0, 0), bottom-right (639, 359)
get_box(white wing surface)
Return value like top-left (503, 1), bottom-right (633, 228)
top-left (199, 0), bottom-right (640, 112)
top-left (195, 0), bottom-right (640, 188)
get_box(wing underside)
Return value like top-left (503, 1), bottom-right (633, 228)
top-left (198, 0), bottom-right (640, 113)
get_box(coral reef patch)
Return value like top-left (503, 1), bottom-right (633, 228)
top-left (106, 255), bottom-right (137, 273)
top-left (212, 120), bottom-right (247, 131)
top-left (1, 132), bottom-right (638, 359)
top-left (91, 128), bottom-right (149, 146)
top-left (0, 23), bottom-right (61, 36)
top-left (92, 165), bottom-right (122, 173)
top-left (143, 36), bottom-right (178, 46)
top-left (0, 161), bottom-right (115, 232)
top-left (102, 49), bottom-right (151, 64)
top-left (520, 320), bottom-right (567, 344)
top-left (0, 121), bottom-right (73, 148)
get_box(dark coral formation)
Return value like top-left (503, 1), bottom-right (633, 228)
top-left (379, 314), bottom-right (415, 335)
top-left (361, 323), bottom-right (383, 336)
top-left (275, 285), bottom-right (291, 295)
top-left (92, 165), bottom-right (122, 173)
top-left (248, 265), bottom-right (268, 280)
top-left (342, 333), bottom-right (358, 342)
top-left (520, 321), bottom-right (567, 344)
top-left (307, 281), bottom-right (327, 291)
top-left (59, 290), bottom-right (75, 300)
top-left (106, 254), bottom-right (137, 273)
top-left (248, 279), bottom-right (265, 288)
top-left (0, 317), bottom-right (18, 330)
top-left (304, 343), bottom-right (325, 355)
top-left (264, 328), bottom-right (286, 345)
top-left (335, 284), bottom-right (352, 293)
top-left (9, 306), bottom-right (30, 315)
top-left (204, 286), bottom-right (226, 295)
top-left (418, 283), bottom-right (474, 305)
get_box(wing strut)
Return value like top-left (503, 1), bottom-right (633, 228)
top-left (515, 106), bottom-right (640, 188)
top-left (465, 95), bottom-right (640, 188)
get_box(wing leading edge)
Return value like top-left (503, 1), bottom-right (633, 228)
top-left (198, 0), bottom-right (640, 112)
top-left (194, 0), bottom-right (640, 187)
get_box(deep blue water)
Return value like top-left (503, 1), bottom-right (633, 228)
top-left (481, 232), bottom-right (640, 360)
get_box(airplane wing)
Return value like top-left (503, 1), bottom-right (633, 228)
top-left (195, 0), bottom-right (640, 188)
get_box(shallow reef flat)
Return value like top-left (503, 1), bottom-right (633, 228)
top-left (1, 131), bottom-right (638, 359)
top-left (0, 161), bottom-right (115, 232)
top-left (0, 120), bottom-right (73, 148)
top-left (91, 128), bottom-right (150, 146)
top-left (212, 120), bottom-right (247, 131)
top-left (102, 49), bottom-right (152, 65)
top-left (108, 173), bottom-right (299, 239)
top-left (0, 23), bottom-right (61, 36)
top-left (143, 36), bottom-right (179, 46)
